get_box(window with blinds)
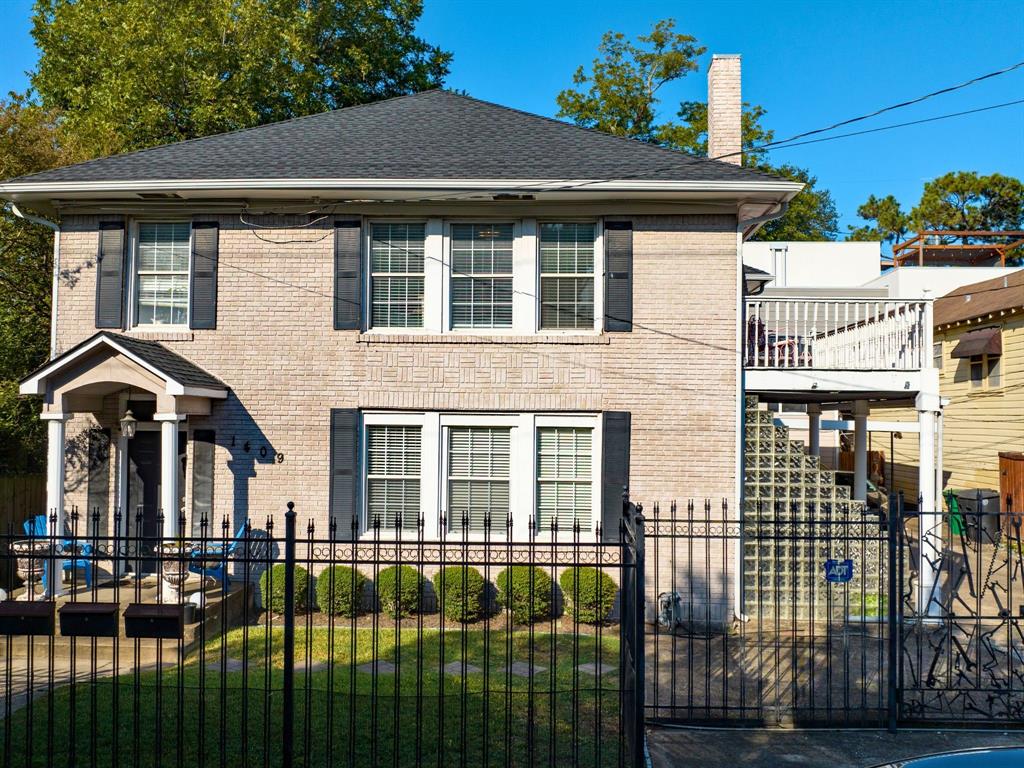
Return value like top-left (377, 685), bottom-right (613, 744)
top-left (536, 427), bottom-right (593, 533)
top-left (366, 425), bottom-right (422, 532)
top-left (136, 222), bottom-right (190, 326)
top-left (447, 426), bottom-right (510, 534)
top-left (370, 223), bottom-right (426, 328)
top-left (450, 223), bottom-right (514, 328)
top-left (539, 222), bottom-right (595, 330)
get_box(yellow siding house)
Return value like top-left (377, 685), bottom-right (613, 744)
top-left (887, 269), bottom-right (1024, 501)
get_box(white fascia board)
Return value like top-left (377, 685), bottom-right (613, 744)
top-left (19, 334), bottom-right (227, 399)
top-left (0, 177), bottom-right (805, 196)
top-left (745, 368), bottom-right (929, 394)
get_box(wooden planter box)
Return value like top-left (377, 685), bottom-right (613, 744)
top-left (0, 600), bottom-right (55, 636)
top-left (123, 603), bottom-right (185, 640)
top-left (59, 602), bottom-right (120, 638)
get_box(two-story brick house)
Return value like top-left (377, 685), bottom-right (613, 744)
top-left (4, 57), bottom-right (800, 592)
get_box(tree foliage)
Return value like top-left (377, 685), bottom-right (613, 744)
top-left (555, 19), bottom-right (837, 241)
top-left (846, 194), bottom-right (911, 245)
top-left (0, 97), bottom-right (85, 474)
top-left (31, 0), bottom-right (452, 156)
top-left (847, 172), bottom-right (1024, 250)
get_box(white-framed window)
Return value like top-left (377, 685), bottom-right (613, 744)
top-left (363, 218), bottom-right (602, 335)
top-left (359, 411), bottom-right (601, 540)
top-left (133, 222), bottom-right (191, 326)
top-left (449, 223), bottom-right (515, 329)
top-left (446, 426), bottom-right (510, 534)
top-left (539, 222), bottom-right (596, 330)
top-left (365, 424), bottom-right (422, 532)
top-left (933, 342), bottom-right (943, 372)
top-left (369, 222), bottom-right (425, 328)
top-left (970, 353), bottom-right (1002, 389)
top-left (536, 426), bottom-right (594, 533)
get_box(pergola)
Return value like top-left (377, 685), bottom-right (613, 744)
top-left (891, 230), bottom-right (1024, 267)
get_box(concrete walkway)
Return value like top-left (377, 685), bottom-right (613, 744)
top-left (647, 726), bottom-right (1024, 768)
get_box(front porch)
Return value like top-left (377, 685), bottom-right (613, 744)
top-left (18, 332), bottom-right (229, 596)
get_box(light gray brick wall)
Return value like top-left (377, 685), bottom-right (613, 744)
top-left (55, 212), bottom-right (739, 601)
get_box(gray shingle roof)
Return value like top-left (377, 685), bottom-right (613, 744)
top-left (107, 334), bottom-right (226, 389)
top-left (22, 331), bottom-right (227, 391)
top-left (8, 90), bottom-right (783, 186)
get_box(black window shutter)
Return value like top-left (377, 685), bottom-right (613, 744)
top-left (190, 222), bottom-right (219, 329)
top-left (334, 221), bottom-right (362, 330)
top-left (601, 411), bottom-right (631, 534)
top-left (330, 408), bottom-right (360, 539)
top-left (192, 429), bottom-right (216, 536)
top-left (604, 221), bottom-right (633, 331)
top-left (86, 428), bottom-right (111, 538)
top-left (95, 221), bottom-right (126, 328)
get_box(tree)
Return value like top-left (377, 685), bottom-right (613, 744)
top-left (0, 98), bottom-right (83, 473)
top-left (31, 0), bottom-right (452, 156)
top-left (556, 19), bottom-right (837, 241)
top-left (846, 194), bottom-right (911, 245)
top-left (911, 171), bottom-right (1024, 238)
top-left (753, 165), bottom-right (838, 241)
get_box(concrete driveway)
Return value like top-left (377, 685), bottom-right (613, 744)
top-left (647, 726), bottom-right (1024, 768)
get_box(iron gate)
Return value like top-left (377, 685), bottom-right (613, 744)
top-left (643, 496), bottom-right (1024, 729)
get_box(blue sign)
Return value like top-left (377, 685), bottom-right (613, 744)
top-left (824, 559), bottom-right (854, 583)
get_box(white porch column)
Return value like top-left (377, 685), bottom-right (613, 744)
top-left (155, 412), bottom-right (184, 539)
top-left (41, 411), bottom-right (70, 597)
top-left (916, 391), bottom-right (941, 615)
top-left (807, 403), bottom-right (822, 459)
top-left (853, 400), bottom-right (869, 501)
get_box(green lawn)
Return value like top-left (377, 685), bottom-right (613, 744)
top-left (4, 626), bottom-right (623, 768)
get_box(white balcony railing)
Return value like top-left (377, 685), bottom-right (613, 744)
top-left (744, 297), bottom-right (932, 371)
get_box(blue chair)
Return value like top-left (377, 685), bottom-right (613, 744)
top-left (188, 524), bottom-right (248, 589)
top-left (23, 514), bottom-right (94, 591)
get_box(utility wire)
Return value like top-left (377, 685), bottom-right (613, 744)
top-left (710, 60), bottom-right (1024, 160)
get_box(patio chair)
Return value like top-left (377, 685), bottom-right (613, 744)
top-left (23, 514), bottom-right (94, 591)
top-left (188, 524), bottom-right (248, 589)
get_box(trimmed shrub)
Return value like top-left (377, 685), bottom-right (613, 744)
top-left (259, 563), bottom-right (310, 614)
top-left (432, 566), bottom-right (486, 623)
top-left (376, 565), bottom-right (423, 618)
top-left (315, 565), bottom-right (367, 617)
top-left (496, 566), bottom-right (552, 624)
top-left (559, 567), bottom-right (617, 624)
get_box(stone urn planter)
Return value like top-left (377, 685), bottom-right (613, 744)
top-left (157, 542), bottom-right (194, 603)
top-left (11, 540), bottom-right (49, 599)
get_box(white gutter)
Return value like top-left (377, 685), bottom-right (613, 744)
top-left (8, 203), bottom-right (60, 358)
top-left (0, 177), bottom-right (806, 196)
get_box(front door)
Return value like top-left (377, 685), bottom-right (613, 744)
top-left (127, 431), bottom-right (161, 573)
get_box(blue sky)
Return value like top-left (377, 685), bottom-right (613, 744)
top-left (2, 0), bottom-right (1022, 235)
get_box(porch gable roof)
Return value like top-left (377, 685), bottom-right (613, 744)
top-left (19, 332), bottom-right (228, 399)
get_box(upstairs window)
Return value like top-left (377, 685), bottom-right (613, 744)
top-left (450, 223), bottom-right (514, 329)
top-left (370, 223), bottom-right (425, 328)
top-left (970, 354), bottom-right (1002, 389)
top-left (539, 223), bottom-right (596, 330)
top-left (135, 222), bottom-right (190, 326)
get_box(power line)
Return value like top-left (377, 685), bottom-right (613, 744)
top-left (752, 99), bottom-right (1024, 154)
top-left (710, 60), bottom-right (1024, 160)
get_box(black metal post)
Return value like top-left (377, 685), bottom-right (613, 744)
top-left (633, 505), bottom-right (646, 768)
top-left (282, 502), bottom-right (296, 768)
top-left (886, 492), bottom-right (898, 733)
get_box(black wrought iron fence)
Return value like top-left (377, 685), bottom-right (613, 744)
top-left (644, 498), bottom-right (893, 727)
top-left (0, 505), bottom-right (641, 768)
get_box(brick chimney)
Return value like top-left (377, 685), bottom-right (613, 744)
top-left (707, 54), bottom-right (742, 165)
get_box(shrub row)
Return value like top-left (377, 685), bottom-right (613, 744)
top-left (259, 564), bottom-right (616, 624)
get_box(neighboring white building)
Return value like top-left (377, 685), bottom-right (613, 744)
top-left (861, 265), bottom-right (1022, 298)
top-left (743, 240), bottom-right (881, 289)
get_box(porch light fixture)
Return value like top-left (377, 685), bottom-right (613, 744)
top-left (120, 409), bottom-right (138, 440)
